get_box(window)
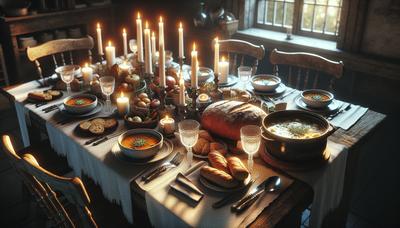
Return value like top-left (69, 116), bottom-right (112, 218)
top-left (256, 0), bottom-right (343, 40)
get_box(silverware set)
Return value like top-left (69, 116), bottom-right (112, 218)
top-left (87, 131), bottom-right (122, 146)
top-left (141, 153), bottom-right (183, 183)
top-left (42, 103), bottom-right (62, 113)
top-left (212, 178), bottom-right (257, 209)
top-left (327, 104), bottom-right (352, 120)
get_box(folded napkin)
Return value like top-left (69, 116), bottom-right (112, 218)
top-left (170, 173), bottom-right (204, 205)
top-left (330, 104), bottom-right (368, 130)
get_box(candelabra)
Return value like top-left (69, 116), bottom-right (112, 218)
top-left (159, 85), bottom-right (166, 110)
top-left (178, 57), bottom-right (185, 69)
top-left (188, 87), bottom-right (200, 120)
top-left (176, 104), bottom-right (187, 121)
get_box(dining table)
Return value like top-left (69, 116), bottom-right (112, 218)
top-left (1, 68), bottom-right (385, 228)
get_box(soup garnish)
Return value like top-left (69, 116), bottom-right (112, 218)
top-left (267, 119), bottom-right (323, 139)
top-left (66, 97), bottom-right (94, 106)
top-left (304, 93), bottom-right (331, 101)
top-left (254, 78), bottom-right (278, 86)
top-left (121, 133), bottom-right (159, 150)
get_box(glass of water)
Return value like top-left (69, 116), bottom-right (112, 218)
top-left (178, 119), bottom-right (200, 166)
top-left (240, 125), bottom-right (261, 174)
top-left (238, 66), bottom-right (252, 90)
top-left (99, 76), bottom-right (115, 114)
top-left (59, 65), bottom-right (75, 94)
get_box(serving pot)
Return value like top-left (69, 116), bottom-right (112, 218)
top-left (261, 110), bottom-right (334, 162)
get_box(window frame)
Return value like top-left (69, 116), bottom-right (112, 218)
top-left (253, 0), bottom-right (342, 41)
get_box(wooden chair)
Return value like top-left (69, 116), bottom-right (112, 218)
top-left (216, 39), bottom-right (265, 75)
top-left (27, 35), bottom-right (94, 79)
top-left (270, 48), bottom-right (344, 91)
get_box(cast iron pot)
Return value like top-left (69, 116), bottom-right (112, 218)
top-left (261, 110), bottom-right (335, 162)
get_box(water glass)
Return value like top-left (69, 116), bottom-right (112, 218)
top-left (240, 125), bottom-right (261, 174)
top-left (238, 66), bottom-right (252, 90)
top-left (178, 120), bottom-right (200, 166)
top-left (99, 76), bottom-right (115, 113)
top-left (129, 39), bottom-right (137, 53)
top-left (60, 65), bottom-right (75, 94)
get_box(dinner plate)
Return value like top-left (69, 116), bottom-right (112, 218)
top-left (74, 116), bottom-right (119, 137)
top-left (111, 139), bottom-right (174, 164)
top-left (193, 140), bottom-right (228, 159)
top-left (199, 174), bottom-right (252, 193)
top-left (252, 83), bottom-right (286, 96)
top-left (59, 101), bottom-right (103, 118)
top-left (26, 89), bottom-right (64, 103)
top-left (295, 96), bottom-right (342, 114)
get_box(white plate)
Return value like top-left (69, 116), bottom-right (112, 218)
top-left (199, 174), bottom-right (252, 193)
top-left (295, 96), bottom-right (342, 114)
top-left (111, 139), bottom-right (174, 164)
top-left (252, 83), bottom-right (286, 96)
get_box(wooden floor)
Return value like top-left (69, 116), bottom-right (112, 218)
top-left (0, 94), bottom-right (399, 228)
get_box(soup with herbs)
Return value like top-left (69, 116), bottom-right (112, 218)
top-left (254, 77), bottom-right (279, 86)
top-left (121, 134), bottom-right (160, 150)
top-left (66, 97), bottom-right (95, 106)
top-left (267, 119), bottom-right (324, 139)
top-left (303, 92), bottom-right (331, 102)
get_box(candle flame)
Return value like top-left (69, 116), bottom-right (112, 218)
top-left (222, 56), bottom-right (225, 61)
top-left (85, 63), bottom-right (88, 67)
top-left (179, 22), bottom-right (182, 28)
top-left (193, 42), bottom-right (196, 51)
top-left (97, 23), bottom-right (101, 29)
top-left (165, 115), bottom-right (169, 120)
top-left (123, 28), bottom-right (126, 34)
top-left (160, 16), bottom-right (163, 23)
top-left (137, 12), bottom-right (141, 19)
top-left (145, 21), bottom-right (149, 29)
top-left (121, 91), bottom-right (125, 97)
top-left (215, 37), bottom-right (218, 42)
top-left (152, 31), bottom-right (155, 37)
top-left (108, 41), bottom-right (112, 47)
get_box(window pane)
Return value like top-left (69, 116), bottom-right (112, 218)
top-left (313, 5), bottom-right (326, 32)
top-left (325, 6), bottom-right (339, 34)
top-left (266, 1), bottom-right (275, 24)
top-left (284, 3), bottom-right (294, 27)
top-left (274, 1), bottom-right (284, 26)
top-left (304, 0), bottom-right (315, 3)
top-left (316, 0), bottom-right (328, 4)
top-left (328, 0), bottom-right (341, 6)
top-left (257, 0), bottom-right (266, 23)
top-left (302, 4), bottom-right (314, 31)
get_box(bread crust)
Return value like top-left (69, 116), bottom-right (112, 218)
top-left (227, 157), bottom-right (249, 181)
top-left (200, 166), bottom-right (238, 188)
top-left (208, 151), bottom-right (230, 173)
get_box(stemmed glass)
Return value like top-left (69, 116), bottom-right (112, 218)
top-left (240, 125), bottom-right (261, 175)
top-left (99, 76), bottom-right (115, 114)
top-left (238, 66), bottom-right (252, 90)
top-left (178, 120), bottom-right (200, 166)
top-left (129, 39), bottom-right (137, 54)
top-left (60, 65), bottom-right (75, 94)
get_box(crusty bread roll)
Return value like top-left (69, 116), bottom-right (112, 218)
top-left (89, 123), bottom-right (104, 135)
top-left (199, 130), bottom-right (214, 142)
top-left (193, 138), bottom-right (210, 155)
top-left (210, 142), bottom-right (224, 151)
top-left (28, 92), bottom-right (52, 101)
top-left (200, 166), bottom-right (238, 188)
top-left (208, 151), bottom-right (229, 173)
top-left (79, 121), bottom-right (92, 131)
top-left (104, 118), bottom-right (117, 129)
top-left (227, 157), bottom-right (249, 181)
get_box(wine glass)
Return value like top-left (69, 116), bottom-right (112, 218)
top-left (178, 119), bottom-right (200, 166)
top-left (238, 66), bottom-right (252, 90)
top-left (59, 65), bottom-right (75, 94)
top-left (240, 125), bottom-right (261, 175)
top-left (99, 76), bottom-right (115, 114)
top-left (129, 39), bottom-right (137, 53)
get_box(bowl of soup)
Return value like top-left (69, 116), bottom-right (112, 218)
top-left (301, 89), bottom-right (334, 108)
top-left (250, 74), bottom-right (281, 92)
top-left (261, 110), bottom-right (334, 162)
top-left (118, 129), bottom-right (163, 159)
top-left (63, 94), bottom-right (97, 114)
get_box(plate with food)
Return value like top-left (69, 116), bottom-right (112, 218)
top-left (221, 88), bottom-right (252, 102)
top-left (59, 100), bottom-right (103, 118)
top-left (75, 117), bottom-right (118, 137)
top-left (124, 110), bottom-right (159, 129)
top-left (27, 89), bottom-right (63, 103)
top-left (199, 151), bottom-right (252, 193)
top-left (300, 89), bottom-right (334, 109)
top-left (250, 74), bottom-right (281, 92)
top-left (189, 130), bottom-right (228, 159)
top-left (295, 95), bottom-right (342, 114)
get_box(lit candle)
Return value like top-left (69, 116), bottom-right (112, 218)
top-left (136, 12), bottom-right (144, 62)
top-left (191, 42), bottom-right (198, 89)
top-left (218, 56), bottom-right (229, 84)
top-left (122, 28), bottom-right (128, 58)
top-left (96, 23), bottom-right (103, 55)
top-left (198, 93), bottom-right (209, 103)
top-left (105, 41), bottom-right (116, 68)
top-left (178, 22), bottom-right (184, 58)
top-left (82, 63), bottom-right (93, 85)
top-left (158, 16), bottom-right (164, 47)
top-left (119, 61), bottom-right (130, 76)
top-left (160, 115), bottom-right (175, 135)
top-left (179, 70), bottom-right (185, 105)
top-left (144, 22), bottom-right (153, 74)
top-left (116, 92), bottom-right (130, 116)
top-left (151, 32), bottom-right (156, 58)
top-left (214, 37), bottom-right (219, 74)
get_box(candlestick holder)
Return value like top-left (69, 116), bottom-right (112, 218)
top-left (176, 104), bottom-right (188, 121)
top-left (214, 72), bottom-right (220, 92)
top-left (136, 61), bottom-right (145, 78)
top-left (188, 88), bottom-right (200, 120)
top-left (144, 72), bottom-right (154, 97)
top-left (159, 86), bottom-right (167, 110)
top-left (178, 57), bottom-right (185, 69)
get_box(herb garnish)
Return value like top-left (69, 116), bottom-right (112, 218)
top-left (133, 138), bottom-right (146, 148)
top-left (75, 99), bottom-right (85, 105)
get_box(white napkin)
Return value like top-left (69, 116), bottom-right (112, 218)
top-left (330, 104), bottom-right (368, 130)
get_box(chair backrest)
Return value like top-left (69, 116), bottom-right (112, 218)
top-left (216, 39), bottom-right (265, 75)
top-left (22, 153), bottom-right (97, 228)
top-left (270, 48), bottom-right (344, 91)
top-left (27, 35), bottom-right (94, 79)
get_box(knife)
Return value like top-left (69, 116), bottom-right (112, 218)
top-left (85, 135), bottom-right (104, 145)
top-left (143, 153), bottom-right (183, 183)
top-left (328, 103), bottom-right (351, 120)
top-left (91, 132), bottom-right (121, 146)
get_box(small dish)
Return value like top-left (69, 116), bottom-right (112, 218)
top-left (59, 101), bottom-right (103, 118)
top-left (253, 83), bottom-right (286, 96)
top-left (124, 111), bottom-right (159, 129)
top-left (118, 129), bottom-right (164, 159)
top-left (63, 94), bottom-right (98, 114)
top-left (295, 96), bottom-right (342, 114)
top-left (251, 74), bottom-right (281, 92)
top-left (301, 89), bottom-right (334, 108)
top-left (189, 67), bottom-right (214, 83)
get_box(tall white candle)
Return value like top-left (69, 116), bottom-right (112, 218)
top-left (82, 63), bottom-right (93, 85)
top-left (96, 23), bottom-right (103, 55)
top-left (151, 32), bottom-right (156, 58)
top-left (178, 22), bottom-right (184, 58)
top-left (144, 22), bottom-right (153, 74)
top-left (105, 41), bottom-right (116, 69)
top-left (214, 37), bottom-right (219, 74)
top-left (159, 43), bottom-right (166, 87)
top-left (179, 70), bottom-right (185, 105)
top-left (116, 92), bottom-right (130, 116)
top-left (136, 12), bottom-right (144, 62)
top-left (122, 28), bottom-right (128, 58)
top-left (191, 43), bottom-right (198, 89)
top-left (158, 16), bottom-right (164, 47)
top-left (218, 56), bottom-right (229, 84)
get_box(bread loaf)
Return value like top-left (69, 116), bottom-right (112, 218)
top-left (200, 166), bottom-right (238, 188)
top-left (201, 100), bottom-right (266, 140)
top-left (227, 157), bottom-right (249, 181)
top-left (208, 151), bottom-right (229, 173)
top-left (193, 138), bottom-right (210, 155)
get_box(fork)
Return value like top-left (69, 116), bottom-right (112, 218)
top-left (142, 153), bottom-right (183, 183)
top-left (91, 131), bottom-right (122, 146)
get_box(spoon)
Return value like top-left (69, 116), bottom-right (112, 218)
top-left (232, 176), bottom-right (281, 213)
